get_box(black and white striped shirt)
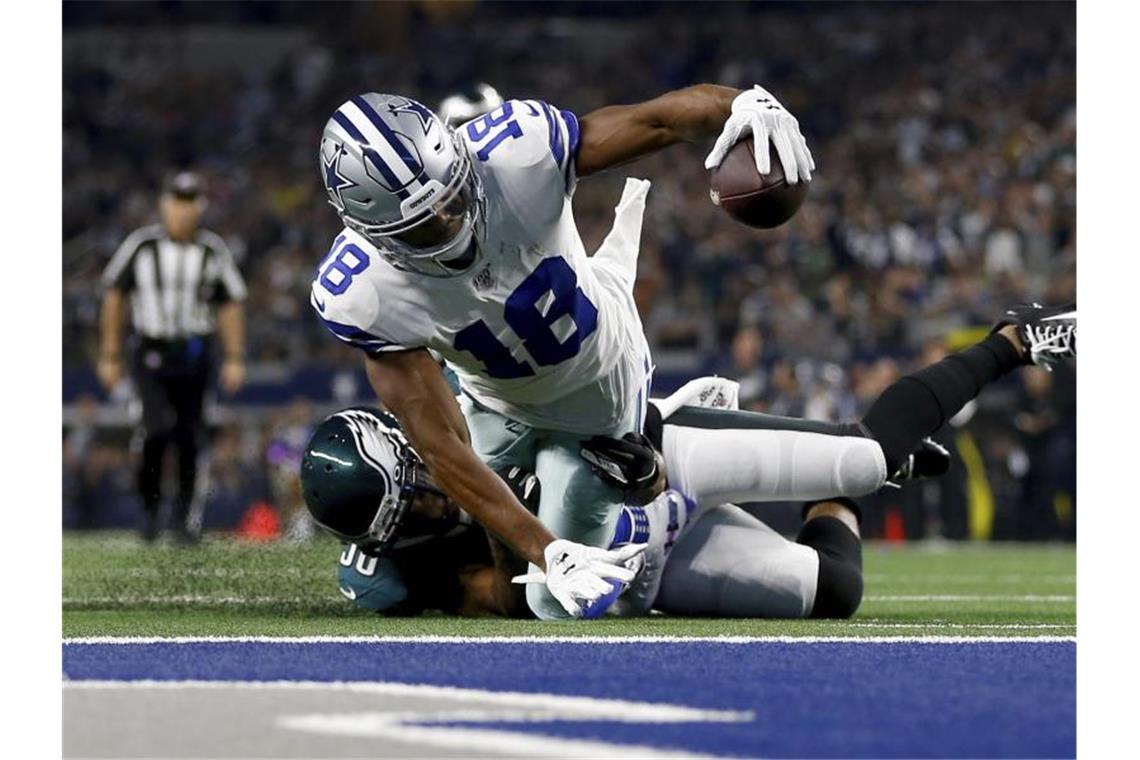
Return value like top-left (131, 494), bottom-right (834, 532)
top-left (101, 225), bottom-right (247, 339)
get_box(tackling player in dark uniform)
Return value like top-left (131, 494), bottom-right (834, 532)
top-left (302, 306), bottom-right (1076, 619)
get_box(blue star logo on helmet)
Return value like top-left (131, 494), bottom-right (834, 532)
top-left (389, 98), bottom-right (436, 135)
top-left (323, 144), bottom-right (358, 209)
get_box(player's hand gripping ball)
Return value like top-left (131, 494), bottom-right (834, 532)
top-left (706, 85), bottom-right (813, 229)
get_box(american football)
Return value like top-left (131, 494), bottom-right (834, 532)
top-left (710, 138), bottom-right (809, 228)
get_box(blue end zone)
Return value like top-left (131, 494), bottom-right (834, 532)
top-left (64, 640), bottom-right (1075, 758)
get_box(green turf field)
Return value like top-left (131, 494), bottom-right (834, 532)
top-left (62, 532), bottom-right (1075, 638)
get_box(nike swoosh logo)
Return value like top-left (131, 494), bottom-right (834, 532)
top-left (313, 295), bottom-right (328, 313)
top-left (338, 586), bottom-right (357, 601)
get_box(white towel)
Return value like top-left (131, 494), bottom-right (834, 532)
top-left (590, 177), bottom-right (651, 294)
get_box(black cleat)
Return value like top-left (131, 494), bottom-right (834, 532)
top-left (993, 303), bottom-right (1076, 370)
top-left (892, 437), bottom-right (951, 482)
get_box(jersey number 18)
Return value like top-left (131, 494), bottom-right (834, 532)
top-left (455, 256), bottom-right (598, 379)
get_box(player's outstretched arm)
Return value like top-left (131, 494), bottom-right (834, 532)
top-left (577, 84), bottom-right (813, 184)
top-left (576, 84), bottom-right (738, 176)
top-left (365, 349), bottom-right (554, 567)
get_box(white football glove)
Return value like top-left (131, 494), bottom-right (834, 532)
top-left (512, 539), bottom-right (646, 618)
top-left (704, 85), bottom-right (815, 184)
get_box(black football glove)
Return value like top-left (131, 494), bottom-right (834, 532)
top-left (495, 466), bottom-right (541, 515)
top-left (580, 432), bottom-right (663, 496)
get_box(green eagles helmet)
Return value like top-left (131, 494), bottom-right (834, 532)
top-left (300, 407), bottom-right (424, 555)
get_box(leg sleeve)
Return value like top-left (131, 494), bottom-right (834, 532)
top-left (661, 420), bottom-right (887, 506)
top-left (654, 504), bottom-right (819, 618)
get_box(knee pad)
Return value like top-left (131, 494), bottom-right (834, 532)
top-left (832, 437), bottom-right (888, 497)
top-left (796, 516), bottom-right (863, 619)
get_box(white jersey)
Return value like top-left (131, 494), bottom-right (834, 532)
top-left (311, 99), bottom-right (652, 433)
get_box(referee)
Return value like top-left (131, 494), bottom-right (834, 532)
top-left (97, 172), bottom-right (247, 544)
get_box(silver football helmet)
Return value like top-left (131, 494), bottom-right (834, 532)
top-left (438, 83), bottom-right (504, 128)
top-left (320, 93), bottom-right (484, 277)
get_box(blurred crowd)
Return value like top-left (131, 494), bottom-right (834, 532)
top-left (62, 1), bottom-right (1076, 540)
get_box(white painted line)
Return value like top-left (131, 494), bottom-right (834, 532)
top-left (64, 592), bottom-right (1077, 606)
top-left (63, 595), bottom-right (324, 605)
top-left (862, 574), bottom-right (1075, 583)
top-left (62, 679), bottom-right (752, 721)
top-left (866, 594), bottom-right (1074, 602)
top-left (62, 634), bottom-right (1077, 645)
top-left (66, 679), bottom-right (750, 759)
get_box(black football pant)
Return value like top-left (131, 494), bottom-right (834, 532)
top-left (132, 337), bottom-right (213, 529)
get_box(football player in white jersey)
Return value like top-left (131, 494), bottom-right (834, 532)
top-left (311, 86), bottom-right (814, 618)
top-left (304, 307), bottom-right (1076, 619)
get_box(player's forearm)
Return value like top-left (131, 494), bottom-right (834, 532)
top-left (365, 351), bottom-right (555, 567)
top-left (576, 84), bottom-right (737, 176)
top-left (644, 84), bottom-right (739, 142)
top-left (415, 430), bottom-right (553, 568)
top-left (215, 302), bottom-right (245, 360)
top-left (99, 289), bottom-right (125, 358)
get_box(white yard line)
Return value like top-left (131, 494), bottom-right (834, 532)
top-left (63, 595), bottom-right (316, 605)
top-left (62, 634), bottom-right (1077, 645)
top-left (65, 593), bottom-right (1076, 605)
top-left (865, 594), bottom-right (1074, 602)
top-left (862, 574), bottom-right (1075, 583)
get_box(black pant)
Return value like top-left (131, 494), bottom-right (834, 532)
top-left (131, 336), bottom-right (213, 528)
